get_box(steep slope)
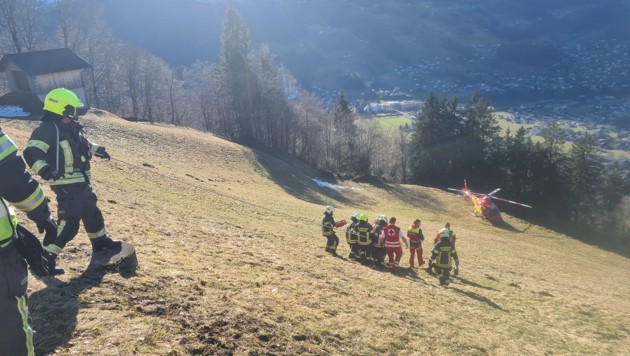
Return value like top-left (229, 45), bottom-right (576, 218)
top-left (1, 112), bottom-right (629, 355)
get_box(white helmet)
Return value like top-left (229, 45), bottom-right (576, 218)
top-left (325, 205), bottom-right (335, 214)
top-left (376, 214), bottom-right (387, 223)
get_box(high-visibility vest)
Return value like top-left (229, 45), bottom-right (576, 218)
top-left (356, 221), bottom-right (372, 246)
top-left (345, 223), bottom-right (358, 243)
top-left (0, 130), bottom-right (18, 163)
top-left (0, 200), bottom-right (18, 249)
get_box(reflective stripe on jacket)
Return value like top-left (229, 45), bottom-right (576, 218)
top-left (322, 213), bottom-right (335, 236)
top-left (24, 116), bottom-right (97, 186)
top-left (431, 240), bottom-right (459, 268)
top-left (345, 222), bottom-right (358, 243)
top-left (0, 130), bottom-right (18, 163)
top-left (407, 226), bottom-right (424, 243)
top-left (382, 224), bottom-right (402, 248)
top-left (355, 221), bottom-right (372, 246)
top-left (0, 200), bottom-right (17, 248)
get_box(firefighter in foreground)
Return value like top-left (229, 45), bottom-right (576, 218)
top-left (380, 217), bottom-right (408, 274)
top-left (428, 227), bottom-right (460, 286)
top-left (23, 88), bottom-right (121, 274)
top-left (407, 218), bottom-right (425, 268)
top-left (1, 128), bottom-right (56, 355)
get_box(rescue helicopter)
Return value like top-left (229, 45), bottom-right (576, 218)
top-left (448, 180), bottom-right (532, 224)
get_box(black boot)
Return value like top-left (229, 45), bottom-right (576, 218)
top-left (91, 235), bottom-right (122, 252)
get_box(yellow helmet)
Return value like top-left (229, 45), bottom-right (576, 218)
top-left (359, 213), bottom-right (368, 222)
top-left (43, 88), bottom-right (83, 118)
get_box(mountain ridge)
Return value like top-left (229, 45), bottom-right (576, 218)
top-left (101, 0), bottom-right (630, 102)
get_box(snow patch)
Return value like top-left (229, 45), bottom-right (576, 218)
top-left (310, 177), bottom-right (355, 190)
top-left (0, 106), bottom-right (30, 117)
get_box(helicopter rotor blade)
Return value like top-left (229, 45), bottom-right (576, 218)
top-left (488, 188), bottom-right (501, 196)
top-left (488, 195), bottom-right (532, 208)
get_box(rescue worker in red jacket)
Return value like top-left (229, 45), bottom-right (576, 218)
top-left (428, 230), bottom-right (460, 286)
top-left (407, 219), bottom-right (425, 268)
top-left (380, 217), bottom-right (408, 274)
top-left (1, 127), bottom-right (56, 355)
top-left (355, 213), bottom-right (373, 264)
top-left (433, 222), bottom-right (457, 245)
top-left (23, 88), bottom-right (121, 274)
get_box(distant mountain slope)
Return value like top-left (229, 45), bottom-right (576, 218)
top-left (2, 111), bottom-right (629, 354)
top-left (101, 0), bottom-right (630, 101)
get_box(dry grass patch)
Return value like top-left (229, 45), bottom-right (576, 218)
top-left (1, 112), bottom-right (629, 355)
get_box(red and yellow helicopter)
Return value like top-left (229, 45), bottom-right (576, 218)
top-left (448, 180), bottom-right (532, 224)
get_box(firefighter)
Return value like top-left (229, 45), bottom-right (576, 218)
top-left (322, 205), bottom-right (339, 255)
top-left (433, 222), bottom-right (457, 245)
top-left (428, 230), bottom-right (460, 286)
top-left (345, 212), bottom-right (359, 260)
top-left (1, 127), bottom-right (56, 355)
top-left (407, 219), bottom-right (425, 268)
top-left (380, 217), bottom-right (408, 274)
top-left (355, 213), bottom-right (373, 264)
top-left (371, 214), bottom-right (387, 265)
top-left (23, 88), bottom-right (121, 273)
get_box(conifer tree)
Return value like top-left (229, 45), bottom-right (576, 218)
top-left (567, 133), bottom-right (603, 225)
top-left (214, 7), bottom-right (255, 141)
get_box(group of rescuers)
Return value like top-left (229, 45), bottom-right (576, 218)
top-left (322, 205), bottom-right (459, 285)
top-left (1, 88), bottom-right (122, 355)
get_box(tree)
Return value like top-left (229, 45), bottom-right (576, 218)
top-left (332, 90), bottom-right (360, 174)
top-left (214, 7), bottom-right (255, 141)
top-left (567, 133), bottom-right (603, 225)
top-left (0, 0), bottom-right (45, 53)
top-left (409, 93), bottom-right (460, 187)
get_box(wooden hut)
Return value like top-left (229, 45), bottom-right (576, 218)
top-left (0, 48), bottom-right (91, 109)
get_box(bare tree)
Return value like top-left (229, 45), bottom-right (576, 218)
top-left (0, 0), bottom-right (41, 52)
top-left (121, 44), bottom-right (142, 119)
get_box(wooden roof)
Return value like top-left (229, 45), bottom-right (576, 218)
top-left (0, 48), bottom-right (91, 76)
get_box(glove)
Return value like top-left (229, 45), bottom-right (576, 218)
top-left (14, 225), bottom-right (50, 278)
top-left (95, 146), bottom-right (111, 160)
top-left (39, 166), bottom-right (60, 181)
top-left (36, 218), bottom-right (58, 246)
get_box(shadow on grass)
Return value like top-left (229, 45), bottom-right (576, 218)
top-left (450, 287), bottom-right (509, 313)
top-left (30, 248), bottom-right (136, 355)
top-left (494, 221), bottom-right (532, 233)
top-left (454, 276), bottom-right (498, 291)
top-left (250, 149), bottom-right (352, 206)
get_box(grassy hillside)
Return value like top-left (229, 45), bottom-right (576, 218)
top-left (2, 112), bottom-right (629, 355)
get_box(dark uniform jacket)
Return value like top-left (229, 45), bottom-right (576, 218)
top-left (322, 212), bottom-right (336, 236)
top-left (23, 113), bottom-right (105, 187)
top-left (431, 239), bottom-right (459, 269)
top-left (355, 220), bottom-right (373, 246)
top-left (0, 128), bottom-right (51, 233)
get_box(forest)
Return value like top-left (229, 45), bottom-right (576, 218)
top-left (0, 0), bottom-right (628, 251)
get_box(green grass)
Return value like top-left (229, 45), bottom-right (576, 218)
top-left (356, 115), bottom-right (412, 129)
